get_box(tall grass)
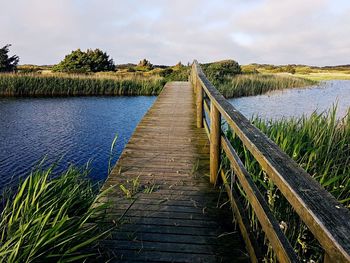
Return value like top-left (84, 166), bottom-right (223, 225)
top-left (225, 107), bottom-right (349, 262)
top-left (216, 74), bottom-right (316, 98)
top-left (0, 164), bottom-right (111, 262)
top-left (0, 73), bottom-right (166, 97)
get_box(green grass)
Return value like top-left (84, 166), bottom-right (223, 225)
top-left (295, 72), bottom-right (350, 81)
top-left (0, 73), bottom-right (166, 97)
top-left (224, 107), bottom-right (349, 261)
top-left (215, 74), bottom-right (316, 98)
top-left (0, 164), bottom-right (112, 262)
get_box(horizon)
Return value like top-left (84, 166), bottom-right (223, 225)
top-left (1, 0), bottom-right (350, 66)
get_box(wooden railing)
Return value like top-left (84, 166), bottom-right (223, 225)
top-left (190, 60), bottom-right (350, 263)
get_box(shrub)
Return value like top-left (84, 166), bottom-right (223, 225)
top-left (203, 60), bottom-right (241, 84)
top-left (53, 48), bottom-right (115, 73)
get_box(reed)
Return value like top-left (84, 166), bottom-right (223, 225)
top-left (216, 74), bottom-right (316, 98)
top-left (225, 107), bottom-right (349, 262)
top-left (0, 164), bottom-right (111, 262)
top-left (0, 73), bottom-right (166, 97)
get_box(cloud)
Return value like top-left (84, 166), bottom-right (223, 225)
top-left (0, 0), bottom-right (349, 65)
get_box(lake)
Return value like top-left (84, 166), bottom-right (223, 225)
top-left (228, 80), bottom-right (350, 120)
top-left (0, 96), bottom-right (156, 189)
top-left (1, 80), bottom-right (349, 191)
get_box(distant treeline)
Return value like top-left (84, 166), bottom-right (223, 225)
top-left (0, 74), bottom-right (166, 97)
top-left (242, 63), bottom-right (350, 74)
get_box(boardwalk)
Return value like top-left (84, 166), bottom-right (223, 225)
top-left (95, 81), bottom-right (249, 262)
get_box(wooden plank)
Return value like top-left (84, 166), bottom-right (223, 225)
top-left (94, 81), bottom-right (248, 262)
top-left (203, 117), bottom-right (210, 141)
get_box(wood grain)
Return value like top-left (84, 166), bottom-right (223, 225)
top-left (94, 81), bottom-right (249, 263)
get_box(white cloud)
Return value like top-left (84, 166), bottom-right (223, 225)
top-left (0, 0), bottom-right (349, 66)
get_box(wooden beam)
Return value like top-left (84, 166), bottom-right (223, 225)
top-left (209, 102), bottom-right (220, 184)
top-left (196, 79), bottom-right (203, 128)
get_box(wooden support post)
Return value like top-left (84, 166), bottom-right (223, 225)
top-left (210, 102), bottom-right (220, 184)
top-left (196, 78), bottom-right (203, 128)
top-left (192, 68), bottom-right (196, 94)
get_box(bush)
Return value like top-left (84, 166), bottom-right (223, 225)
top-left (159, 68), bottom-right (173, 77)
top-left (53, 48), bottom-right (115, 73)
top-left (203, 60), bottom-right (241, 84)
top-left (134, 59), bottom-right (153, 71)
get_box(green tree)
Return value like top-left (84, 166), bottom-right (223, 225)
top-left (0, 44), bottom-right (19, 72)
top-left (53, 48), bottom-right (115, 73)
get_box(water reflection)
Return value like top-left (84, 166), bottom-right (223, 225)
top-left (228, 80), bottom-right (350, 120)
top-left (0, 96), bottom-right (156, 189)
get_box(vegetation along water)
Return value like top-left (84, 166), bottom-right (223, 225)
top-left (224, 107), bottom-right (349, 261)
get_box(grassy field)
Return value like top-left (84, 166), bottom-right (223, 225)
top-left (294, 72), bottom-right (350, 81)
top-left (225, 107), bottom-right (349, 262)
top-left (242, 63), bottom-right (350, 81)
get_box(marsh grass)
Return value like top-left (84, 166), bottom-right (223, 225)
top-left (224, 107), bottom-right (349, 261)
top-left (216, 74), bottom-right (316, 98)
top-left (0, 164), bottom-right (112, 262)
top-left (0, 73), bottom-right (166, 97)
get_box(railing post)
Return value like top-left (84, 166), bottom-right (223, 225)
top-left (192, 68), bottom-right (197, 94)
top-left (196, 78), bottom-right (203, 128)
top-left (210, 102), bottom-right (220, 184)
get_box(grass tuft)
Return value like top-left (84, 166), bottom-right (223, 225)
top-left (0, 165), bottom-right (111, 262)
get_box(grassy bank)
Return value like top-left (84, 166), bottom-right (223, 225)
top-left (0, 73), bottom-right (166, 97)
top-left (0, 165), bottom-right (111, 262)
top-left (215, 74), bottom-right (316, 98)
top-left (295, 72), bottom-right (350, 81)
top-left (225, 107), bottom-right (349, 261)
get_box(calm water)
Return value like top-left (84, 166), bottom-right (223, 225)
top-left (0, 96), bottom-right (156, 189)
top-left (228, 80), bottom-right (350, 120)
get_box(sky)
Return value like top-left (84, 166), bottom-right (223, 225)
top-left (1, 0), bottom-right (350, 66)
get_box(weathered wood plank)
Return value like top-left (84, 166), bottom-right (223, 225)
top-left (93, 81), bottom-right (248, 262)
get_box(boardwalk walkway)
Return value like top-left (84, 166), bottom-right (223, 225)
top-left (96, 82), bottom-right (249, 262)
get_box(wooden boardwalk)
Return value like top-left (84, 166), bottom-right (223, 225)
top-left (95, 81), bottom-right (249, 262)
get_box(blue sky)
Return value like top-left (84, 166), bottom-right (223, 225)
top-left (1, 0), bottom-right (349, 66)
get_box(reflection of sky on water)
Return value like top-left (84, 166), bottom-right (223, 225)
top-left (228, 80), bottom-right (350, 120)
top-left (0, 96), bottom-right (156, 190)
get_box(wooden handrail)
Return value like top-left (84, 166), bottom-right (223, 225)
top-left (190, 60), bottom-right (350, 262)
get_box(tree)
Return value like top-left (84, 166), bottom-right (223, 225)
top-left (53, 48), bottom-right (115, 73)
top-left (0, 44), bottom-right (19, 72)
